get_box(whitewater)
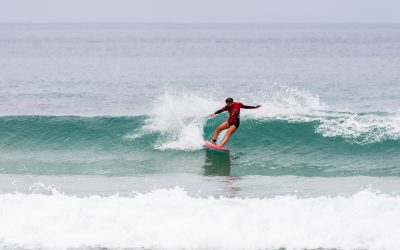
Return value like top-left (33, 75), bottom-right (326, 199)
top-left (1, 23), bottom-right (400, 250)
top-left (1, 188), bottom-right (400, 250)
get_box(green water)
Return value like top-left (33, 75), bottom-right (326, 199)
top-left (0, 115), bottom-right (398, 176)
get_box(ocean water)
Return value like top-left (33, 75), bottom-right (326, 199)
top-left (0, 23), bottom-right (400, 250)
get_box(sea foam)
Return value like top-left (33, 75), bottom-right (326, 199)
top-left (1, 188), bottom-right (400, 250)
top-left (142, 90), bottom-right (219, 150)
top-left (316, 112), bottom-right (400, 144)
top-left (138, 87), bottom-right (400, 150)
top-left (137, 86), bottom-right (326, 150)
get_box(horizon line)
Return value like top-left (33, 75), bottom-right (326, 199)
top-left (1, 21), bottom-right (400, 25)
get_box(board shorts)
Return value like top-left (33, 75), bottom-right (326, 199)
top-left (228, 120), bottom-right (240, 129)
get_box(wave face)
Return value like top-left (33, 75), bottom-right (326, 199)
top-left (0, 86), bottom-right (398, 177)
top-left (0, 112), bottom-right (399, 176)
top-left (1, 188), bottom-right (400, 250)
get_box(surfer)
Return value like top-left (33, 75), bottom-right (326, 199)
top-left (210, 97), bottom-right (261, 147)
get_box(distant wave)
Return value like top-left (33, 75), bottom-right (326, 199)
top-left (1, 187), bottom-right (400, 250)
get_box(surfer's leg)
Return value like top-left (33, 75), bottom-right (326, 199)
top-left (218, 125), bottom-right (237, 147)
top-left (212, 121), bottom-right (229, 143)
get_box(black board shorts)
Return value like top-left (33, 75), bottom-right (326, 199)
top-left (228, 120), bottom-right (240, 129)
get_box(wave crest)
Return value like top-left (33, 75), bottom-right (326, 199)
top-left (316, 112), bottom-right (400, 144)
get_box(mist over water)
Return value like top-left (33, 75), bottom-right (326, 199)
top-left (0, 23), bottom-right (400, 250)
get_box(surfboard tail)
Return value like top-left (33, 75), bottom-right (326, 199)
top-left (204, 141), bottom-right (230, 152)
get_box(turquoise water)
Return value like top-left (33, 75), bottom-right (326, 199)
top-left (0, 23), bottom-right (400, 250)
top-left (0, 115), bottom-right (399, 176)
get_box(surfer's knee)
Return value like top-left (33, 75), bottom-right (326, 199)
top-left (216, 125), bottom-right (225, 131)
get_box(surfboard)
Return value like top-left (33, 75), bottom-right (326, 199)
top-left (204, 141), bottom-right (230, 152)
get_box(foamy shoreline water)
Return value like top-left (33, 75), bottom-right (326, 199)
top-left (1, 188), bottom-right (400, 250)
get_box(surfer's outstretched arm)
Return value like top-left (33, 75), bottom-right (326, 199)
top-left (214, 107), bottom-right (226, 114)
top-left (210, 107), bottom-right (227, 117)
top-left (241, 104), bottom-right (261, 109)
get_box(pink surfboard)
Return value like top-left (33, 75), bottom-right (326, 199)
top-left (204, 141), bottom-right (230, 152)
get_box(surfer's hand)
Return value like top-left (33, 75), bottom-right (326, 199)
top-left (210, 113), bottom-right (216, 118)
top-left (256, 105), bottom-right (261, 109)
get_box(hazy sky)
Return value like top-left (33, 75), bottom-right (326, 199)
top-left (1, 0), bottom-right (400, 23)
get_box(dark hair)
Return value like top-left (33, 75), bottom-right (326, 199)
top-left (225, 97), bottom-right (234, 103)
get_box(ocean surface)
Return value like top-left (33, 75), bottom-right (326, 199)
top-left (0, 23), bottom-right (400, 250)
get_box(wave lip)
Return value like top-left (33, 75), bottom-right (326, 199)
top-left (1, 188), bottom-right (400, 250)
top-left (315, 112), bottom-right (400, 144)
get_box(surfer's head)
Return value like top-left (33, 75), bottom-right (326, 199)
top-left (225, 97), bottom-right (234, 106)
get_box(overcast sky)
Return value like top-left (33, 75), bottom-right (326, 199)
top-left (1, 0), bottom-right (400, 23)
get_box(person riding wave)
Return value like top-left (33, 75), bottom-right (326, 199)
top-left (210, 97), bottom-right (261, 147)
